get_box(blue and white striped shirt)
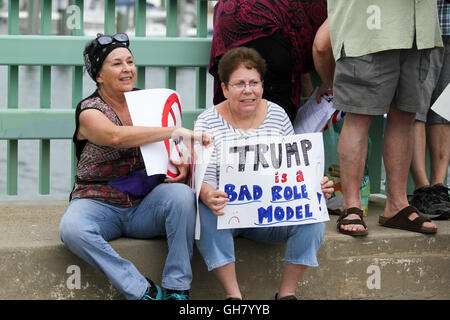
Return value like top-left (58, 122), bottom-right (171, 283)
top-left (194, 101), bottom-right (294, 190)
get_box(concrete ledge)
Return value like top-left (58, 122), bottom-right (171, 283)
top-left (0, 197), bottom-right (449, 300)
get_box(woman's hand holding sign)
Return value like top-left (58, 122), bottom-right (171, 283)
top-left (164, 160), bottom-right (189, 183)
top-left (200, 182), bottom-right (229, 216)
top-left (320, 176), bottom-right (334, 199)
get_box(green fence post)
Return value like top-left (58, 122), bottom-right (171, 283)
top-left (6, 0), bottom-right (19, 195)
top-left (195, 0), bottom-right (207, 110)
top-left (71, 0), bottom-right (85, 188)
top-left (38, 0), bottom-right (52, 195)
top-left (135, 0), bottom-right (146, 89)
top-left (104, 0), bottom-right (116, 35)
top-left (165, 0), bottom-right (177, 90)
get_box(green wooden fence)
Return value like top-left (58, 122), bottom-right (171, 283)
top-left (0, 0), bottom-right (385, 198)
top-left (0, 0), bottom-right (210, 196)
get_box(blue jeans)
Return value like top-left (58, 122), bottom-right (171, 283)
top-left (195, 202), bottom-right (326, 271)
top-left (59, 183), bottom-right (196, 300)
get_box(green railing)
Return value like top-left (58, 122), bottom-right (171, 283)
top-left (0, 0), bottom-right (211, 196)
top-left (0, 0), bottom-right (385, 198)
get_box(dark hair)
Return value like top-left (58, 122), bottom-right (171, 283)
top-left (217, 47), bottom-right (266, 84)
top-left (83, 33), bottom-right (132, 86)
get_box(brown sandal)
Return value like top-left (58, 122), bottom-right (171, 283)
top-left (379, 205), bottom-right (437, 234)
top-left (337, 207), bottom-right (368, 237)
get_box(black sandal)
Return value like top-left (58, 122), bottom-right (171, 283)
top-left (337, 207), bottom-right (368, 237)
top-left (379, 205), bottom-right (437, 234)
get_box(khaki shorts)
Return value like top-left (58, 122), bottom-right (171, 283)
top-left (416, 36), bottom-right (450, 125)
top-left (333, 45), bottom-right (431, 115)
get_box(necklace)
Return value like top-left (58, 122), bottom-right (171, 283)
top-left (227, 101), bottom-right (257, 132)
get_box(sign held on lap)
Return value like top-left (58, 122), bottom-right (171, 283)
top-left (218, 133), bottom-right (329, 229)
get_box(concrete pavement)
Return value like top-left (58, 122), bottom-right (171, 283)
top-left (0, 196), bottom-right (448, 300)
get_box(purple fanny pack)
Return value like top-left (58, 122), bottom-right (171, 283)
top-left (108, 169), bottom-right (165, 198)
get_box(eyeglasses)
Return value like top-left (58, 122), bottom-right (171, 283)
top-left (96, 33), bottom-right (129, 47)
top-left (227, 80), bottom-right (262, 90)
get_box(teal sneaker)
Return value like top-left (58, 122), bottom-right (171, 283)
top-left (140, 278), bottom-right (162, 300)
top-left (163, 289), bottom-right (189, 300)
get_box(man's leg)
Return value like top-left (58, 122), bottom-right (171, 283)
top-left (381, 108), bottom-right (437, 230)
top-left (408, 41), bottom-right (449, 217)
top-left (409, 120), bottom-right (450, 218)
top-left (410, 121), bottom-right (430, 188)
top-left (428, 122), bottom-right (450, 220)
top-left (429, 37), bottom-right (450, 185)
top-left (337, 113), bottom-right (373, 233)
top-left (428, 123), bottom-right (450, 185)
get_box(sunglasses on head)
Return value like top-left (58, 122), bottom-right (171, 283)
top-left (96, 33), bottom-right (129, 47)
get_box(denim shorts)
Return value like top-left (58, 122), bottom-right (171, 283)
top-left (333, 44), bottom-right (431, 115)
top-left (195, 202), bottom-right (326, 271)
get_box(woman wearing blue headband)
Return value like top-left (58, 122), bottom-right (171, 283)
top-left (59, 33), bottom-right (211, 300)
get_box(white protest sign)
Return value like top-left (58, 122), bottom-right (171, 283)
top-left (293, 87), bottom-right (344, 133)
top-left (218, 133), bottom-right (329, 229)
top-left (293, 87), bottom-right (335, 133)
top-left (125, 88), bottom-right (182, 177)
top-left (431, 83), bottom-right (450, 121)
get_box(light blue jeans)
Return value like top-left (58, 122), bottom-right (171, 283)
top-left (59, 183), bottom-right (196, 300)
top-left (195, 202), bottom-right (326, 271)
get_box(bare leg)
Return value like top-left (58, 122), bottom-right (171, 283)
top-left (410, 121), bottom-right (430, 188)
top-left (428, 123), bottom-right (450, 185)
top-left (212, 262), bottom-right (242, 299)
top-left (337, 112), bottom-right (373, 232)
top-left (277, 264), bottom-right (307, 299)
top-left (381, 108), bottom-right (436, 229)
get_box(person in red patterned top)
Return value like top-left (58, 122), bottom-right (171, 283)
top-left (59, 33), bottom-right (211, 300)
top-left (209, 0), bottom-right (331, 122)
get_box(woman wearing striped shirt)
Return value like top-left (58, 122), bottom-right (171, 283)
top-left (195, 47), bottom-right (334, 300)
